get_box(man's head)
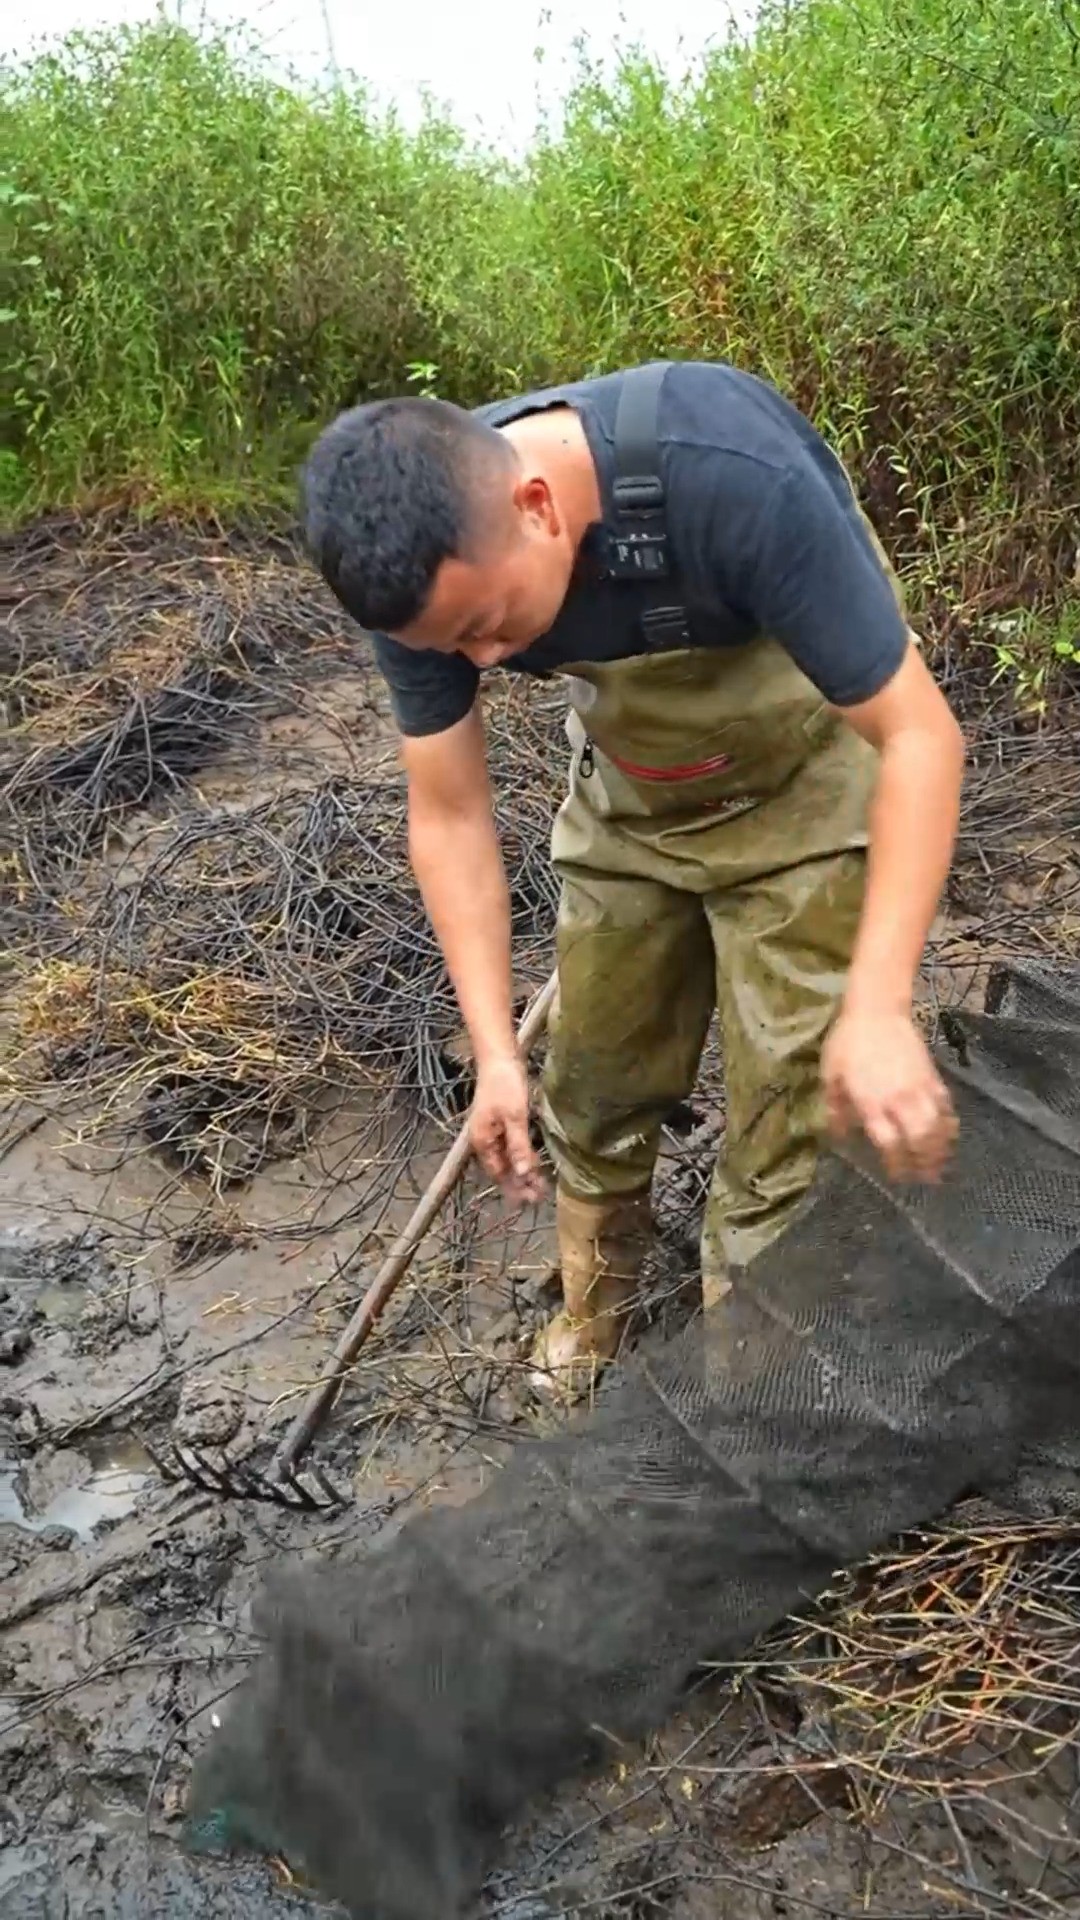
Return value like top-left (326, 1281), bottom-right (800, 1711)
top-left (301, 397), bottom-right (581, 666)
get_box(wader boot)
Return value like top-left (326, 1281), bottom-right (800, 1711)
top-left (700, 1269), bottom-right (733, 1313)
top-left (529, 1188), bottom-right (652, 1397)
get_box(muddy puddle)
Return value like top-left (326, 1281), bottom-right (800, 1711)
top-left (0, 1435), bottom-right (152, 1540)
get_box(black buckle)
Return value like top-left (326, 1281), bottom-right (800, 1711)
top-left (605, 527), bottom-right (670, 579)
top-left (640, 606), bottom-right (691, 649)
top-left (612, 475), bottom-right (664, 513)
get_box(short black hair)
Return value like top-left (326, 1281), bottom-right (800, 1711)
top-left (300, 396), bottom-right (515, 632)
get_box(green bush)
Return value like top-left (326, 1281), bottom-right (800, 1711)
top-left (3, 0), bottom-right (1077, 680)
top-left (528, 0), bottom-right (1079, 620)
top-left (1, 23), bottom-right (536, 508)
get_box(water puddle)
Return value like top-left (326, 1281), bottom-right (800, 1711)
top-left (0, 1436), bottom-right (152, 1540)
top-left (33, 1278), bottom-right (89, 1326)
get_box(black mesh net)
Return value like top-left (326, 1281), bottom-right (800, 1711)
top-left (185, 961), bottom-right (1080, 1918)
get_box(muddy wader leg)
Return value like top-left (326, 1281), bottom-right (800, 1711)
top-left (533, 864), bottom-right (715, 1393)
top-left (701, 849), bottom-right (867, 1288)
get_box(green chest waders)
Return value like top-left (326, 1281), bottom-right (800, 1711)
top-left (531, 365), bottom-right (908, 1393)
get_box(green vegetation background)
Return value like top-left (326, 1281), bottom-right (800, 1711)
top-left (4, 0), bottom-right (1077, 690)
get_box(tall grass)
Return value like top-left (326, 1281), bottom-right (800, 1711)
top-left (527, 0), bottom-right (1079, 663)
top-left (3, 0), bottom-right (1077, 676)
top-left (2, 24), bottom-right (536, 510)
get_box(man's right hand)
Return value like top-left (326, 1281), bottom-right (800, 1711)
top-left (470, 1054), bottom-right (546, 1206)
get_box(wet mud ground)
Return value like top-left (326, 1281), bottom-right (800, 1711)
top-left (2, 523), bottom-right (1078, 1918)
top-left (3, 1173), bottom-right (1078, 1920)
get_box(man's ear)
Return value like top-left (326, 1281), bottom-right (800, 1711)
top-left (514, 472), bottom-right (560, 537)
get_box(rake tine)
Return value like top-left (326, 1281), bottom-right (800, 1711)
top-left (175, 1444), bottom-right (235, 1493)
top-left (143, 1436), bottom-right (183, 1485)
top-left (144, 1435), bottom-right (347, 1511)
top-left (263, 1460), bottom-right (348, 1512)
top-left (278, 1476), bottom-right (318, 1510)
top-left (308, 1463), bottom-right (348, 1509)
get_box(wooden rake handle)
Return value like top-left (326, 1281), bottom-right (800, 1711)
top-left (272, 970), bottom-right (558, 1479)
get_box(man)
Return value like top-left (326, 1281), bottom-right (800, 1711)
top-left (302, 359), bottom-right (964, 1394)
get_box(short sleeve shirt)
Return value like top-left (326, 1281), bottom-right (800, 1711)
top-left (370, 360), bottom-right (909, 737)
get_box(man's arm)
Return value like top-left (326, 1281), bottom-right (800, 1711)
top-left (837, 640), bottom-right (964, 1017)
top-left (736, 459), bottom-right (965, 1180)
top-left (823, 640), bottom-right (965, 1179)
top-left (402, 708), bottom-right (543, 1200)
top-left (403, 707), bottom-right (515, 1064)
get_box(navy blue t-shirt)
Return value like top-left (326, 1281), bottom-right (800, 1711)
top-left (372, 361), bottom-right (908, 737)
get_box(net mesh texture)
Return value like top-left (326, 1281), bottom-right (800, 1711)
top-left (186, 960), bottom-right (1080, 1918)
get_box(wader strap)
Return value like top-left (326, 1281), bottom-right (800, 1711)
top-left (607, 362), bottom-right (693, 650)
top-left (607, 361), bottom-right (674, 582)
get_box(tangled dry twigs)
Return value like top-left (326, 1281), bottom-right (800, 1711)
top-left (686, 1509), bottom-right (1079, 1919)
top-left (760, 1507), bottom-right (1080, 1775)
top-left (1, 515), bottom-right (359, 908)
top-left (4, 693), bottom-right (562, 1188)
top-left (6, 695), bottom-right (1076, 1198)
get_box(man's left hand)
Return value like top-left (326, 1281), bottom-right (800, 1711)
top-left (822, 1009), bottom-right (958, 1183)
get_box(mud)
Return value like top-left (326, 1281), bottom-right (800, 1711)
top-left (0, 1062), bottom-right (562, 1919)
top-left (3, 527), bottom-right (1078, 1919)
top-left (4, 1088), bottom-right (1073, 1920)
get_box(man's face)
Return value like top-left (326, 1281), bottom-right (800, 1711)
top-left (392, 474), bottom-right (576, 668)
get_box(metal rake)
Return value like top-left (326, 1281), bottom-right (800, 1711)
top-left (144, 1437), bottom-right (347, 1512)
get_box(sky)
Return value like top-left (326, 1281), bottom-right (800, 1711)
top-left (6, 0), bottom-right (759, 149)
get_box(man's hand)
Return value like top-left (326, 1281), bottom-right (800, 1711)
top-left (822, 1009), bottom-right (958, 1183)
top-left (470, 1054), bottom-right (546, 1206)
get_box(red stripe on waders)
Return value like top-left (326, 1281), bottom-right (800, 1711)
top-left (605, 747), bottom-right (733, 783)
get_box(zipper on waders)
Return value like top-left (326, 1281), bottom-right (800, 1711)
top-left (580, 737), bottom-right (595, 779)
